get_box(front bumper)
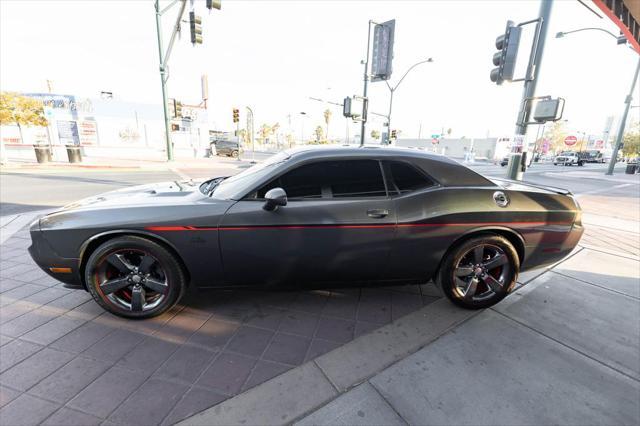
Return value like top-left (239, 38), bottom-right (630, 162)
top-left (29, 223), bottom-right (82, 288)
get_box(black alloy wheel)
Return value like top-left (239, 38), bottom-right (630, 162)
top-left (85, 236), bottom-right (185, 319)
top-left (438, 235), bottom-right (519, 309)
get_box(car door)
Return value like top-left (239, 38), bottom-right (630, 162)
top-left (382, 160), bottom-right (443, 280)
top-left (218, 159), bottom-right (396, 286)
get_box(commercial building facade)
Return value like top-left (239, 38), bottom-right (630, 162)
top-left (1, 93), bottom-right (211, 161)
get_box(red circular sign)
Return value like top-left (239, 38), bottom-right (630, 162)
top-left (564, 135), bottom-right (578, 146)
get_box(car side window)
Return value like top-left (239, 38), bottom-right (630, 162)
top-left (254, 160), bottom-right (387, 199)
top-left (385, 161), bottom-right (434, 195)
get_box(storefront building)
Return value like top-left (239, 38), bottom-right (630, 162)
top-left (1, 93), bottom-right (210, 161)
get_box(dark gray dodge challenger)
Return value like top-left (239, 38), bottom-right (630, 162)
top-left (29, 146), bottom-right (583, 319)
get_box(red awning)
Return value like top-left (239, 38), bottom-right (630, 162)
top-left (592, 0), bottom-right (640, 54)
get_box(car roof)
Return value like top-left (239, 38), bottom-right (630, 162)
top-left (278, 144), bottom-right (494, 187)
top-left (284, 144), bottom-right (459, 164)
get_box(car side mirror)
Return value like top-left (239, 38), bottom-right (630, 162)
top-left (263, 188), bottom-right (287, 211)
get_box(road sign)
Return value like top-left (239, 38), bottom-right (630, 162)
top-left (564, 135), bottom-right (578, 146)
top-left (371, 19), bottom-right (395, 82)
top-left (431, 134), bottom-right (440, 139)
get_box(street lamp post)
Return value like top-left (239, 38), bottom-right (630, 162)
top-left (299, 112), bottom-right (307, 144)
top-left (556, 26), bottom-right (639, 175)
top-left (384, 58), bottom-right (433, 144)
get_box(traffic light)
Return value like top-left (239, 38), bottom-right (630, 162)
top-left (206, 0), bottom-right (221, 10)
top-left (490, 21), bottom-right (521, 85)
top-left (343, 97), bottom-right (352, 118)
top-left (232, 108), bottom-right (239, 123)
top-left (175, 101), bottom-right (183, 118)
top-left (391, 130), bottom-right (397, 140)
top-left (190, 12), bottom-right (203, 45)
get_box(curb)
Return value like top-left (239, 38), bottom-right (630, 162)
top-left (179, 299), bottom-right (478, 426)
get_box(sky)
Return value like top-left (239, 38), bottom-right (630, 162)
top-left (1, 0), bottom-right (638, 142)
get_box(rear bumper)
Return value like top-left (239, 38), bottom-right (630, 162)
top-left (29, 226), bottom-right (82, 287)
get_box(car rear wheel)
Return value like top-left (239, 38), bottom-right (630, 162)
top-left (437, 235), bottom-right (519, 309)
top-left (85, 236), bottom-right (185, 319)
top-left (231, 150), bottom-right (239, 158)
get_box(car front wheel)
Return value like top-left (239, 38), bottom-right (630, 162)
top-left (85, 236), bottom-right (186, 319)
top-left (437, 235), bottom-right (519, 309)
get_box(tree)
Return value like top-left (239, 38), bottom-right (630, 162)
top-left (271, 122), bottom-right (280, 147)
top-left (258, 124), bottom-right (272, 144)
top-left (370, 130), bottom-right (380, 141)
top-left (314, 125), bottom-right (324, 142)
top-left (237, 129), bottom-right (248, 148)
top-left (0, 92), bottom-right (48, 144)
top-left (323, 109), bottom-right (332, 142)
top-left (621, 122), bottom-right (640, 158)
top-left (543, 121), bottom-right (568, 154)
top-left (286, 133), bottom-right (295, 148)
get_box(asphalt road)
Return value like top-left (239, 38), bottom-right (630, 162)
top-left (0, 159), bottom-right (636, 217)
top-left (469, 161), bottom-right (636, 196)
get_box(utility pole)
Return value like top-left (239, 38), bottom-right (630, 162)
top-left (607, 56), bottom-right (640, 175)
top-left (514, 0), bottom-right (553, 137)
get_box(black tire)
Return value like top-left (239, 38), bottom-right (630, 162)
top-left (231, 150), bottom-right (239, 158)
top-left (85, 236), bottom-right (186, 319)
top-left (437, 235), bottom-right (519, 309)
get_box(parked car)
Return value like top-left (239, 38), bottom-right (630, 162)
top-left (210, 139), bottom-right (241, 158)
top-left (29, 146), bottom-right (583, 318)
top-left (583, 150), bottom-right (605, 163)
top-left (500, 156), bottom-right (509, 167)
top-left (553, 151), bottom-right (584, 166)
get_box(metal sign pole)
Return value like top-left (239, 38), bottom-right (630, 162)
top-left (360, 21), bottom-right (373, 147)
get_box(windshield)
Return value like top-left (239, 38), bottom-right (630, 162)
top-left (209, 151), bottom-right (290, 199)
top-left (559, 152), bottom-right (575, 156)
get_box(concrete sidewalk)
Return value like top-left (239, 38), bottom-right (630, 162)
top-left (182, 246), bottom-right (640, 426)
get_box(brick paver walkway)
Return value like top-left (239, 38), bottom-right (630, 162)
top-left (0, 227), bottom-right (439, 425)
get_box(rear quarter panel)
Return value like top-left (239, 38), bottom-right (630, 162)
top-left (386, 186), bottom-right (580, 280)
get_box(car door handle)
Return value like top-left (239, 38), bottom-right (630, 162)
top-left (367, 209), bottom-right (389, 218)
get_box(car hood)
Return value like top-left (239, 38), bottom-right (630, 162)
top-left (60, 180), bottom-right (204, 211)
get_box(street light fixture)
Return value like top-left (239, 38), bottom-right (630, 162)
top-left (555, 27), bottom-right (627, 44)
top-left (556, 26), bottom-right (639, 175)
top-left (383, 57), bottom-right (434, 144)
